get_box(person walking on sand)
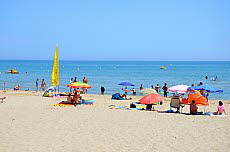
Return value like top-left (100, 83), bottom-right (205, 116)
top-left (36, 79), bottom-right (39, 92)
top-left (162, 83), bottom-right (168, 98)
top-left (41, 79), bottom-right (46, 91)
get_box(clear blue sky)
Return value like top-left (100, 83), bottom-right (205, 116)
top-left (0, 0), bottom-right (230, 61)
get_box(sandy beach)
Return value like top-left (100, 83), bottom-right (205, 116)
top-left (0, 90), bottom-right (230, 152)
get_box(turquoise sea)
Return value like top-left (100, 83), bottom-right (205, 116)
top-left (0, 60), bottom-right (229, 100)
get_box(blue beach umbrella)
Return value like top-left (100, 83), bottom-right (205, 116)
top-left (188, 85), bottom-right (223, 93)
top-left (118, 82), bottom-right (135, 86)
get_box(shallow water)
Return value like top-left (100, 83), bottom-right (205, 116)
top-left (0, 60), bottom-right (229, 99)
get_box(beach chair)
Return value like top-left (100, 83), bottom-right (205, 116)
top-left (0, 97), bottom-right (6, 103)
top-left (170, 96), bottom-right (181, 113)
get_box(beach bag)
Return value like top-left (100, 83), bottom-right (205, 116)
top-left (130, 103), bottom-right (136, 108)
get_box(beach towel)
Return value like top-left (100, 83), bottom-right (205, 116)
top-left (204, 112), bottom-right (226, 116)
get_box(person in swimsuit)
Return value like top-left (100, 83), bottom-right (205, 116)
top-left (83, 76), bottom-right (88, 83)
top-left (213, 101), bottom-right (226, 115)
top-left (101, 86), bottom-right (105, 95)
top-left (140, 84), bottom-right (144, 90)
top-left (41, 79), bottom-right (46, 91)
top-left (132, 88), bottom-right (136, 95)
top-left (73, 77), bottom-right (78, 82)
top-left (162, 83), bottom-right (168, 98)
top-left (190, 100), bottom-right (198, 115)
top-left (14, 85), bottom-right (20, 91)
top-left (67, 93), bottom-right (74, 103)
top-left (72, 92), bottom-right (82, 104)
top-left (36, 79), bottom-right (39, 92)
top-left (155, 84), bottom-right (160, 93)
top-left (124, 87), bottom-right (129, 94)
top-left (197, 82), bottom-right (203, 86)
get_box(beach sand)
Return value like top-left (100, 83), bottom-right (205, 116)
top-left (0, 90), bottom-right (230, 152)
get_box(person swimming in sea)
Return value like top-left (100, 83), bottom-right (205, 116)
top-left (211, 76), bottom-right (218, 81)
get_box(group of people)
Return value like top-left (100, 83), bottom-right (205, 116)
top-left (205, 75), bottom-right (218, 81)
top-left (190, 100), bottom-right (226, 115)
top-left (70, 76), bottom-right (88, 84)
top-left (69, 76), bottom-right (89, 94)
top-left (36, 79), bottom-right (46, 92)
top-left (65, 92), bottom-right (82, 104)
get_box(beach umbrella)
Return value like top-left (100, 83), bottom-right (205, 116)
top-left (139, 94), bottom-right (163, 104)
top-left (168, 85), bottom-right (194, 93)
top-left (140, 88), bottom-right (158, 94)
top-left (67, 82), bottom-right (92, 88)
top-left (118, 82), bottom-right (135, 86)
top-left (188, 85), bottom-right (223, 93)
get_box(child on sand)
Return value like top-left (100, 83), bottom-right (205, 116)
top-left (213, 101), bottom-right (226, 115)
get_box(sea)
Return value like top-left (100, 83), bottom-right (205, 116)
top-left (0, 60), bottom-right (229, 100)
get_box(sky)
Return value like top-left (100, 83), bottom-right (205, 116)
top-left (0, 0), bottom-right (230, 61)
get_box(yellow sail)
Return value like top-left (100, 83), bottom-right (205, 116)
top-left (51, 44), bottom-right (59, 86)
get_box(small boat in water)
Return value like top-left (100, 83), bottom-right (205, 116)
top-left (5, 69), bottom-right (19, 74)
top-left (160, 66), bottom-right (166, 70)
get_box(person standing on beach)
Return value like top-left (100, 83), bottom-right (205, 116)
top-left (155, 84), bottom-right (160, 93)
top-left (101, 86), bottom-right (105, 95)
top-left (36, 79), bottom-right (39, 92)
top-left (132, 88), bottom-right (136, 95)
top-left (124, 87), bottom-right (129, 94)
top-left (74, 77), bottom-right (78, 82)
top-left (41, 79), bottom-right (46, 91)
top-left (70, 78), bottom-right (73, 84)
top-left (83, 76), bottom-right (88, 83)
top-left (162, 83), bottom-right (168, 98)
top-left (140, 84), bottom-right (144, 90)
top-left (70, 78), bottom-right (73, 93)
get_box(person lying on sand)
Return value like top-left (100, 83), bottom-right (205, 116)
top-left (118, 93), bottom-right (132, 100)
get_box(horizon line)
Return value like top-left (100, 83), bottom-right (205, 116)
top-left (0, 59), bottom-right (229, 62)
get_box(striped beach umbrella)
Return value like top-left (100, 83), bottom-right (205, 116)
top-left (67, 82), bottom-right (92, 88)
